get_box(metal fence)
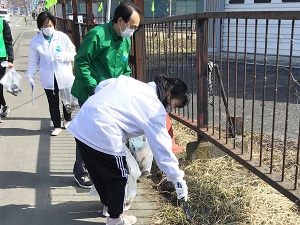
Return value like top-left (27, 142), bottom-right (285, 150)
top-left (135, 11), bottom-right (300, 206)
top-left (56, 10), bottom-right (300, 206)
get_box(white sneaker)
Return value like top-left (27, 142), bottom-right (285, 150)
top-left (51, 128), bottom-right (62, 136)
top-left (63, 120), bottom-right (70, 129)
top-left (106, 214), bottom-right (137, 225)
top-left (102, 203), bottom-right (130, 217)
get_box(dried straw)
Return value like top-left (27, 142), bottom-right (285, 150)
top-left (150, 120), bottom-right (300, 225)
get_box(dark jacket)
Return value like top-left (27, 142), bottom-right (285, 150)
top-left (0, 18), bottom-right (13, 78)
top-left (0, 19), bottom-right (14, 63)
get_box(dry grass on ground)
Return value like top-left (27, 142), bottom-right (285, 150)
top-left (150, 120), bottom-right (300, 225)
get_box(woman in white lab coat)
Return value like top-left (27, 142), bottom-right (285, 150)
top-left (26, 11), bottom-right (76, 136)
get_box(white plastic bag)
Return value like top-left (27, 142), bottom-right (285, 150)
top-left (0, 68), bottom-right (22, 96)
top-left (125, 145), bottom-right (142, 203)
top-left (129, 135), bottom-right (154, 176)
top-left (88, 146), bottom-right (142, 204)
top-left (54, 60), bottom-right (75, 89)
top-left (60, 88), bottom-right (79, 113)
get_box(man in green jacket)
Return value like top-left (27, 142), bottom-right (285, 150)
top-left (71, 2), bottom-right (142, 188)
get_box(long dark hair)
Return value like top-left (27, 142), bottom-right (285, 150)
top-left (154, 75), bottom-right (190, 108)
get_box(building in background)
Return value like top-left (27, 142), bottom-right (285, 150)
top-left (224, 0), bottom-right (300, 56)
top-left (56, 0), bottom-right (208, 23)
top-left (144, 0), bottom-right (205, 19)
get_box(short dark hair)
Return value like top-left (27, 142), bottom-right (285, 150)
top-left (37, 11), bottom-right (56, 30)
top-left (112, 2), bottom-right (142, 23)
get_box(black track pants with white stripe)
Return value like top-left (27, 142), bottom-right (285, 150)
top-left (75, 138), bottom-right (128, 218)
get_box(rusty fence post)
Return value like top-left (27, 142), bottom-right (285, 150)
top-left (71, 0), bottom-right (81, 50)
top-left (132, 0), bottom-right (146, 82)
top-left (132, 27), bottom-right (147, 82)
top-left (86, 0), bottom-right (93, 30)
top-left (61, 0), bottom-right (67, 33)
top-left (196, 17), bottom-right (209, 140)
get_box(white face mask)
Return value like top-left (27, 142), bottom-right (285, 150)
top-left (119, 24), bottom-right (135, 38)
top-left (42, 27), bottom-right (55, 36)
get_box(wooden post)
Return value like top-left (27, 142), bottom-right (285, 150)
top-left (71, 0), bottom-right (81, 50)
top-left (196, 18), bottom-right (208, 129)
top-left (61, 0), bottom-right (67, 33)
top-left (86, 0), bottom-right (93, 30)
top-left (132, 0), bottom-right (147, 82)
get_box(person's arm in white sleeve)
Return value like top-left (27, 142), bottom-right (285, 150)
top-left (26, 39), bottom-right (39, 87)
top-left (143, 114), bottom-right (184, 183)
top-left (143, 114), bottom-right (188, 201)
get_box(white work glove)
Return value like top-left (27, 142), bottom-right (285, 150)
top-left (55, 52), bottom-right (66, 62)
top-left (174, 180), bottom-right (188, 201)
top-left (28, 77), bottom-right (35, 88)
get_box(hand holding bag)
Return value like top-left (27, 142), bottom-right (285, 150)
top-left (0, 68), bottom-right (22, 96)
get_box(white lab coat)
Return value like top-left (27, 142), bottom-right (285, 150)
top-left (67, 75), bottom-right (185, 183)
top-left (26, 30), bottom-right (76, 90)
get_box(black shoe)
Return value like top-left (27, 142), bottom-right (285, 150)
top-left (74, 175), bottom-right (93, 188)
top-left (1, 105), bottom-right (10, 117)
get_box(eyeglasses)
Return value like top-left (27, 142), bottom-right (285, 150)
top-left (125, 22), bottom-right (139, 31)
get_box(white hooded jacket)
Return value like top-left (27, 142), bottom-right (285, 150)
top-left (67, 75), bottom-right (185, 183)
top-left (26, 30), bottom-right (76, 89)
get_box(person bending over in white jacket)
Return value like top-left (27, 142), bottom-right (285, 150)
top-left (67, 75), bottom-right (190, 225)
top-left (26, 11), bottom-right (76, 136)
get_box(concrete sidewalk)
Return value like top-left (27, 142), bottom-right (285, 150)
top-left (0, 22), bottom-right (159, 225)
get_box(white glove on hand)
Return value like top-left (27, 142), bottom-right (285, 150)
top-left (28, 77), bottom-right (35, 87)
top-left (174, 180), bottom-right (188, 201)
top-left (55, 52), bottom-right (66, 62)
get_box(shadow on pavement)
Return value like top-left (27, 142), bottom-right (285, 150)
top-left (0, 171), bottom-right (78, 189)
top-left (0, 127), bottom-right (48, 136)
top-left (0, 201), bottom-right (105, 225)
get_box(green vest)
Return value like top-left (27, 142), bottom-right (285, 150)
top-left (0, 18), bottom-right (7, 58)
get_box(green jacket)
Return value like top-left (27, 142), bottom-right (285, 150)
top-left (71, 21), bottom-right (131, 103)
top-left (0, 18), bottom-right (6, 57)
top-left (0, 18), bottom-right (13, 61)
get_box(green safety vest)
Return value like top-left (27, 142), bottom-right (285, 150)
top-left (0, 18), bottom-right (7, 58)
